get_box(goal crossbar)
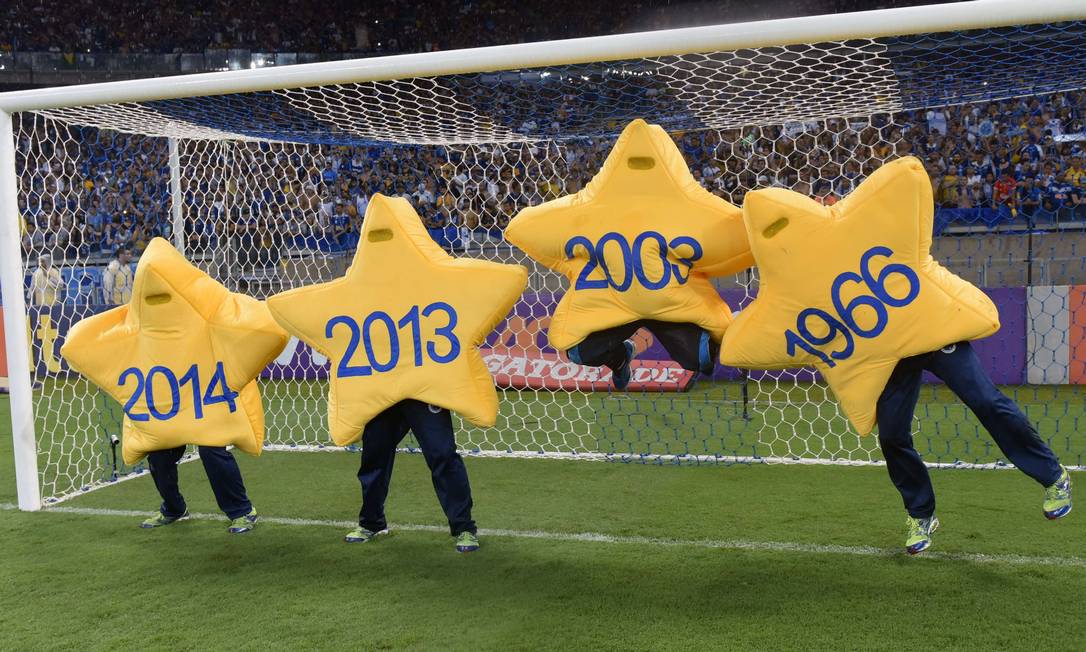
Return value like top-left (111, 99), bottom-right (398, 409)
top-left (0, 0), bottom-right (1083, 113)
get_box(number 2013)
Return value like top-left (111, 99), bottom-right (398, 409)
top-left (326, 302), bottom-right (461, 378)
top-left (784, 246), bottom-right (921, 367)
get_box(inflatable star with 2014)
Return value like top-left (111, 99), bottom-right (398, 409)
top-left (266, 194), bottom-right (528, 446)
top-left (61, 238), bottom-right (289, 464)
top-left (721, 156), bottom-right (1000, 434)
top-left (504, 118), bottom-right (753, 351)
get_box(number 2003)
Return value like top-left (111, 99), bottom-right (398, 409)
top-left (565, 231), bottom-right (703, 291)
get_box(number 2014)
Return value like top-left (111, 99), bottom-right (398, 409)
top-left (118, 361), bottom-right (238, 422)
top-left (326, 302), bottom-right (460, 378)
top-left (565, 231), bottom-right (703, 291)
top-left (784, 246), bottom-right (921, 367)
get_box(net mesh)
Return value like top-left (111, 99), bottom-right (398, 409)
top-left (10, 20), bottom-right (1086, 503)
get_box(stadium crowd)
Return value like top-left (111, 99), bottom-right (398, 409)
top-left (2, 0), bottom-right (938, 56)
top-left (17, 89), bottom-right (1086, 271)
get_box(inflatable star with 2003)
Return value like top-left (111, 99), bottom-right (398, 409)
top-left (504, 118), bottom-right (753, 351)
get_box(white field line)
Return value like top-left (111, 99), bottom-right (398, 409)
top-left (3, 502), bottom-right (1084, 570)
top-left (263, 445), bottom-right (1086, 472)
top-left (40, 451), bottom-right (202, 507)
top-left (37, 449), bottom-right (1086, 508)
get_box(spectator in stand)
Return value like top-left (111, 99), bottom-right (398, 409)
top-left (1049, 174), bottom-right (1075, 222)
top-left (1017, 177), bottom-right (1042, 218)
top-left (993, 169), bottom-right (1017, 211)
top-left (30, 254), bottom-right (63, 307)
top-left (1067, 156), bottom-right (1086, 188)
top-left (102, 247), bottom-right (134, 305)
top-left (330, 200), bottom-right (352, 249)
top-left (1069, 179), bottom-right (1086, 221)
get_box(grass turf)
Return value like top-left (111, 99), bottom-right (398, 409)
top-left (1, 392), bottom-right (1084, 650)
top-left (27, 379), bottom-right (1086, 503)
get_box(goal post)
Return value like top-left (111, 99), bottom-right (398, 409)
top-left (3, 0), bottom-right (1086, 510)
top-left (0, 108), bottom-right (41, 511)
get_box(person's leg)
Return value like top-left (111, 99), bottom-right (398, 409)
top-left (644, 320), bottom-right (715, 373)
top-left (876, 353), bottom-right (935, 519)
top-left (401, 399), bottom-right (477, 537)
top-left (566, 321), bottom-right (642, 370)
top-left (928, 341), bottom-right (1062, 487)
top-left (356, 405), bottom-right (411, 533)
top-left (146, 445), bottom-right (188, 518)
top-left (197, 446), bottom-right (253, 520)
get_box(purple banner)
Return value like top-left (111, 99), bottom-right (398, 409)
top-left (222, 287), bottom-right (1029, 385)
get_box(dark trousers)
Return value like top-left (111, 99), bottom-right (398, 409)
top-left (876, 341), bottom-right (1062, 519)
top-left (567, 320), bottom-right (713, 372)
top-left (146, 445), bottom-right (253, 519)
top-left (357, 399), bottom-right (476, 536)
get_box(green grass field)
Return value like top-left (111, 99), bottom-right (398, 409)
top-left (1, 389), bottom-right (1085, 650)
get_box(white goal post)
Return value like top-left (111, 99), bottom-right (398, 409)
top-left (3, 0), bottom-right (1085, 511)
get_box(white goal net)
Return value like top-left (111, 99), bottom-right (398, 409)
top-left (4, 3), bottom-right (1086, 505)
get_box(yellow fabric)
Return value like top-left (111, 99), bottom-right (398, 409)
top-left (61, 238), bottom-right (289, 464)
top-left (720, 156), bottom-right (1000, 435)
top-left (504, 119), bottom-right (753, 350)
top-left (267, 194), bottom-right (528, 446)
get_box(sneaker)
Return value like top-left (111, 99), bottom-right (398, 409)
top-left (344, 526), bottom-right (390, 543)
top-left (697, 330), bottom-right (717, 375)
top-left (140, 511), bottom-right (188, 529)
top-left (904, 515), bottom-right (939, 555)
top-left (1043, 467), bottom-right (1072, 520)
top-left (612, 340), bottom-right (636, 390)
top-left (228, 508), bottom-right (259, 534)
top-left (455, 531), bottom-right (480, 553)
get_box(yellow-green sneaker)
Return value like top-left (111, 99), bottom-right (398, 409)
top-left (455, 531), bottom-right (480, 553)
top-left (228, 509), bottom-right (258, 534)
top-left (139, 511), bottom-right (188, 529)
top-left (905, 515), bottom-right (939, 555)
top-left (1043, 467), bottom-right (1072, 520)
top-left (344, 526), bottom-right (389, 543)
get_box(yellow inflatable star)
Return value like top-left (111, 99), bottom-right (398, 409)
top-left (721, 156), bottom-right (1000, 434)
top-left (61, 238), bottom-right (289, 464)
top-left (266, 194), bottom-right (528, 446)
top-left (504, 118), bottom-right (753, 351)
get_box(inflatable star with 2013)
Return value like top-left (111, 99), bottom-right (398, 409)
top-left (504, 118), bottom-right (753, 351)
top-left (61, 238), bottom-right (289, 464)
top-left (721, 156), bottom-right (1000, 434)
top-left (267, 194), bottom-right (528, 446)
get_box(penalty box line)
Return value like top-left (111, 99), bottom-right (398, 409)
top-left (2, 502), bottom-right (1085, 570)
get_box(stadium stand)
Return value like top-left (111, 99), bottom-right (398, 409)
top-left (1, 1), bottom-right (940, 55)
top-left (14, 86), bottom-right (1086, 304)
top-left (6, 0), bottom-right (1085, 304)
